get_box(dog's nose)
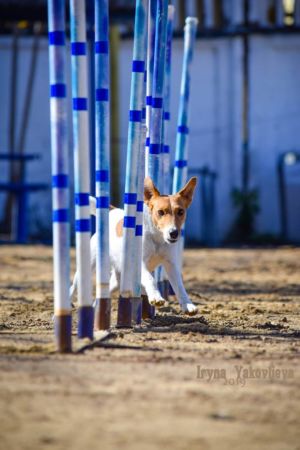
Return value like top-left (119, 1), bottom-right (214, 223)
top-left (169, 229), bottom-right (179, 240)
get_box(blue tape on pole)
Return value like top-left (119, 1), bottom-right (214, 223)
top-left (129, 110), bottom-right (142, 122)
top-left (144, 71), bottom-right (147, 82)
top-left (76, 219), bottom-right (91, 232)
top-left (96, 170), bottom-right (109, 182)
top-left (123, 216), bottom-right (136, 228)
top-left (73, 98), bottom-right (88, 110)
top-left (152, 97), bottom-right (163, 108)
top-left (78, 306), bottom-right (94, 340)
top-left (71, 42), bottom-right (86, 55)
top-left (163, 145), bottom-right (170, 153)
top-left (149, 143), bottom-right (160, 154)
top-left (142, 107), bottom-right (146, 120)
top-left (95, 40), bottom-right (109, 54)
top-left (177, 125), bottom-right (189, 134)
top-left (124, 193), bottom-right (137, 204)
top-left (136, 201), bottom-right (144, 212)
top-left (53, 209), bottom-right (69, 223)
top-left (146, 95), bottom-right (152, 106)
top-left (96, 196), bottom-right (110, 208)
top-left (50, 83), bottom-right (66, 98)
top-left (145, 137), bottom-right (150, 147)
top-left (49, 31), bottom-right (65, 46)
top-left (75, 193), bottom-right (89, 206)
top-left (132, 60), bottom-right (145, 72)
top-left (52, 174), bottom-right (68, 188)
top-left (164, 111), bottom-right (170, 120)
top-left (135, 225), bottom-right (143, 236)
top-left (175, 160), bottom-right (187, 168)
top-left (96, 88), bottom-right (109, 101)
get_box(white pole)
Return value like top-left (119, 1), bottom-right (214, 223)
top-left (70, 0), bottom-right (93, 339)
top-left (47, 0), bottom-right (71, 352)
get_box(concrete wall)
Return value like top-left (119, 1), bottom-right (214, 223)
top-left (0, 32), bottom-right (300, 242)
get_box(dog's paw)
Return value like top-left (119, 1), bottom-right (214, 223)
top-left (181, 302), bottom-right (198, 316)
top-left (149, 296), bottom-right (166, 308)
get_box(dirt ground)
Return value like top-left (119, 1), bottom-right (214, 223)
top-left (0, 245), bottom-right (299, 450)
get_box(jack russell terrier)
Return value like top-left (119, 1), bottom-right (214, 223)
top-left (70, 176), bottom-right (198, 315)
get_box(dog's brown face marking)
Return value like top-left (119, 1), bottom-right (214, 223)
top-left (144, 176), bottom-right (197, 243)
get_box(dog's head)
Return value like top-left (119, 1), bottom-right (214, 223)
top-left (144, 176), bottom-right (197, 244)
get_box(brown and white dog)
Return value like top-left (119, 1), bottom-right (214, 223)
top-left (70, 176), bottom-right (198, 315)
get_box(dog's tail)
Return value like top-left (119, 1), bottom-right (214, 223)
top-left (89, 196), bottom-right (117, 216)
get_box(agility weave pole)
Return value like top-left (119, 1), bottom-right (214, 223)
top-left (117, 0), bottom-right (148, 328)
top-left (146, 0), bottom-right (169, 314)
top-left (94, 0), bottom-right (111, 331)
top-left (157, 3), bottom-right (175, 301)
top-left (172, 17), bottom-right (198, 263)
top-left (69, 0), bottom-right (93, 340)
top-left (145, 0), bottom-right (156, 177)
top-left (48, 0), bottom-right (72, 352)
top-left (147, 0), bottom-right (168, 186)
top-left (141, 0), bottom-right (157, 320)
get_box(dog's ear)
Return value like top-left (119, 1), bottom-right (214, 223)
top-left (177, 177), bottom-right (197, 208)
top-left (144, 177), bottom-right (160, 205)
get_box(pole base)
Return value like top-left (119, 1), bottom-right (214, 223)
top-left (169, 282), bottom-right (176, 297)
top-left (164, 280), bottom-right (170, 301)
top-left (158, 280), bottom-right (169, 301)
top-left (78, 305), bottom-right (94, 340)
top-left (142, 295), bottom-right (155, 319)
top-left (117, 296), bottom-right (132, 328)
top-left (94, 298), bottom-right (111, 330)
top-left (54, 314), bottom-right (72, 353)
top-left (157, 280), bottom-right (165, 297)
top-left (131, 297), bottom-right (142, 325)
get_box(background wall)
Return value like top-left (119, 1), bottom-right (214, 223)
top-left (0, 31), bottom-right (300, 242)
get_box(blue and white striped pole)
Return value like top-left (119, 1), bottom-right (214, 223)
top-left (162, 4), bottom-right (175, 195)
top-left (132, 123), bottom-right (147, 324)
top-left (172, 17), bottom-right (198, 194)
top-left (172, 17), bottom-right (198, 262)
top-left (147, 0), bottom-right (168, 187)
top-left (159, 4), bottom-right (175, 299)
top-left (70, 0), bottom-right (93, 340)
top-left (94, 0), bottom-right (111, 331)
top-left (117, 0), bottom-right (148, 327)
top-left (48, 0), bottom-right (71, 352)
top-left (145, 0), bottom-right (156, 176)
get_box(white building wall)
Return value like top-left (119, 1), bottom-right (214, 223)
top-left (0, 32), bottom-right (299, 242)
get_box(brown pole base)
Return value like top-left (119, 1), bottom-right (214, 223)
top-left (54, 314), bottom-right (72, 353)
top-left (117, 296), bottom-right (132, 328)
top-left (142, 295), bottom-right (155, 320)
top-left (94, 298), bottom-right (111, 330)
top-left (163, 280), bottom-right (169, 301)
top-left (131, 297), bottom-right (142, 325)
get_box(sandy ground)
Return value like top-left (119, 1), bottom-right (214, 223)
top-left (0, 245), bottom-right (299, 450)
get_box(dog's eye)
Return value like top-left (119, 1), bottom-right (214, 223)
top-left (177, 209), bottom-right (184, 216)
top-left (157, 210), bottom-right (164, 217)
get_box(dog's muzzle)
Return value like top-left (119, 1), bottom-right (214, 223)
top-left (167, 228), bottom-right (179, 244)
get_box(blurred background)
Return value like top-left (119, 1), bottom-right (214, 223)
top-left (0, 0), bottom-right (299, 246)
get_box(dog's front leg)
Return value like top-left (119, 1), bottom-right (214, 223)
top-left (141, 264), bottom-right (166, 307)
top-left (163, 260), bottom-right (197, 315)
